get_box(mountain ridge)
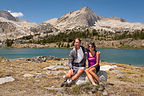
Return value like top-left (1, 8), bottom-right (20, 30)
top-left (0, 7), bottom-right (144, 48)
top-left (44, 6), bottom-right (144, 32)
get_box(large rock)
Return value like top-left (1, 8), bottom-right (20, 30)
top-left (43, 65), bottom-right (67, 71)
top-left (21, 56), bottom-right (62, 63)
top-left (100, 65), bottom-right (117, 71)
top-left (23, 74), bottom-right (34, 78)
top-left (0, 76), bottom-right (15, 84)
top-left (74, 65), bottom-right (118, 85)
top-left (67, 70), bottom-right (107, 85)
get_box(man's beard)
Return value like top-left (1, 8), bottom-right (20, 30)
top-left (75, 45), bottom-right (80, 48)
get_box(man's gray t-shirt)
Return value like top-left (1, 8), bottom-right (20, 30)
top-left (75, 47), bottom-right (84, 63)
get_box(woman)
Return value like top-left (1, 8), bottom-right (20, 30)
top-left (85, 42), bottom-right (104, 92)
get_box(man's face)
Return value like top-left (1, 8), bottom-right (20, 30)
top-left (74, 39), bottom-right (80, 48)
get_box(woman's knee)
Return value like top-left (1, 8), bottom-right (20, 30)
top-left (89, 68), bottom-right (96, 74)
top-left (85, 69), bottom-right (89, 73)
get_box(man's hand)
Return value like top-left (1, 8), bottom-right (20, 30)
top-left (70, 69), bottom-right (74, 75)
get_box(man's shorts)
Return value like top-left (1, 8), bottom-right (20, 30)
top-left (69, 66), bottom-right (85, 75)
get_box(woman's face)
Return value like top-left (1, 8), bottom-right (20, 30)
top-left (88, 44), bottom-right (94, 52)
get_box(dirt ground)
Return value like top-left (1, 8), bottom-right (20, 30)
top-left (0, 57), bottom-right (144, 96)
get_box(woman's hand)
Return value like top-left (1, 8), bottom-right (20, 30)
top-left (92, 63), bottom-right (99, 67)
top-left (97, 51), bottom-right (101, 55)
top-left (88, 66), bottom-right (94, 70)
top-left (88, 58), bottom-right (94, 60)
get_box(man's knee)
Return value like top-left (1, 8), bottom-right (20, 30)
top-left (79, 68), bottom-right (84, 73)
top-left (72, 68), bottom-right (84, 80)
top-left (76, 69), bottom-right (84, 76)
top-left (65, 73), bottom-right (72, 78)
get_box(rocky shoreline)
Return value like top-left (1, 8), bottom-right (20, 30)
top-left (0, 56), bottom-right (144, 96)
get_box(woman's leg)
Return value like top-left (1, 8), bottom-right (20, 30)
top-left (85, 68), bottom-right (95, 84)
top-left (89, 67), bottom-right (100, 84)
top-left (85, 68), bottom-right (100, 92)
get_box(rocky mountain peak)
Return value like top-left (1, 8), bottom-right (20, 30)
top-left (45, 7), bottom-right (144, 32)
top-left (80, 6), bottom-right (91, 12)
top-left (45, 6), bottom-right (102, 30)
top-left (0, 10), bottom-right (17, 21)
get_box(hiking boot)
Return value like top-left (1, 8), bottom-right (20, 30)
top-left (65, 82), bottom-right (72, 87)
top-left (92, 85), bottom-right (99, 93)
top-left (98, 83), bottom-right (105, 91)
top-left (60, 81), bottom-right (67, 87)
top-left (60, 78), bottom-right (67, 87)
top-left (65, 80), bottom-right (74, 87)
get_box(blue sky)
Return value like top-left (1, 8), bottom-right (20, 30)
top-left (0, 0), bottom-right (144, 23)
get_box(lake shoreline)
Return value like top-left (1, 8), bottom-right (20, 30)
top-left (0, 56), bottom-right (144, 68)
top-left (4, 46), bottom-right (144, 49)
top-left (0, 48), bottom-right (144, 67)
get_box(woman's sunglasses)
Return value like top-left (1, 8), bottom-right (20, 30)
top-left (89, 45), bottom-right (93, 48)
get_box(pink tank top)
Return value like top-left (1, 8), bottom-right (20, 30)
top-left (88, 51), bottom-right (97, 67)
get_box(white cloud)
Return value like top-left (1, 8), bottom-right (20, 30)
top-left (8, 10), bottom-right (24, 17)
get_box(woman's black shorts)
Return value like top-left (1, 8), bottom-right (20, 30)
top-left (94, 65), bottom-right (100, 73)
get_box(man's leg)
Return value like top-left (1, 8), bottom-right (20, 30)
top-left (72, 68), bottom-right (84, 81)
top-left (65, 71), bottom-right (73, 78)
top-left (65, 67), bottom-right (84, 87)
top-left (61, 70), bottom-right (73, 87)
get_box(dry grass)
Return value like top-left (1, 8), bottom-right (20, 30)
top-left (0, 58), bottom-right (144, 96)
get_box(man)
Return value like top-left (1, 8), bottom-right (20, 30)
top-left (61, 38), bottom-right (87, 87)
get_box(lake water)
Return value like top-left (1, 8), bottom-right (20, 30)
top-left (0, 48), bottom-right (144, 67)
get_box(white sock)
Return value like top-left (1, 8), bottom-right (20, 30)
top-left (99, 82), bottom-right (103, 85)
top-left (63, 76), bottom-right (67, 81)
top-left (63, 76), bottom-right (66, 79)
top-left (67, 78), bottom-right (72, 84)
top-left (92, 82), bottom-right (97, 86)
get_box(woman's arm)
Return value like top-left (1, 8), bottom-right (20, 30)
top-left (93, 51), bottom-right (100, 67)
top-left (96, 51), bottom-right (100, 65)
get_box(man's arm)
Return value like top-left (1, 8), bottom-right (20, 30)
top-left (69, 50), bottom-right (74, 69)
